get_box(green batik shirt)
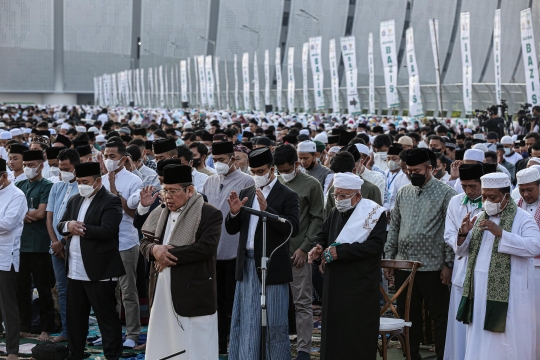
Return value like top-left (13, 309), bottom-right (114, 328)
top-left (16, 178), bottom-right (53, 253)
top-left (385, 177), bottom-right (456, 271)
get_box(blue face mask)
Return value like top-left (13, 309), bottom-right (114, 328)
top-left (504, 148), bottom-right (511, 155)
top-left (237, 133), bottom-right (242, 142)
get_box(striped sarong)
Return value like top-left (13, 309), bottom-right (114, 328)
top-left (229, 250), bottom-right (291, 360)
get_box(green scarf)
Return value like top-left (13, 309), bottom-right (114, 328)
top-left (456, 197), bottom-right (517, 333)
top-left (461, 195), bottom-right (482, 209)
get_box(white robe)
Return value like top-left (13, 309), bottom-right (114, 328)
top-left (456, 208), bottom-right (540, 360)
top-left (443, 193), bottom-right (483, 360)
top-left (146, 211), bottom-right (218, 360)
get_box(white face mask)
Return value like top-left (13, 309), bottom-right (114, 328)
top-left (61, 170), bottom-right (75, 183)
top-left (336, 195), bottom-right (357, 213)
top-left (105, 158), bottom-right (122, 172)
top-left (215, 159), bottom-right (231, 175)
top-left (254, 170), bottom-right (272, 188)
top-left (24, 164), bottom-right (41, 180)
top-left (504, 148), bottom-right (511, 155)
top-left (78, 179), bottom-right (97, 198)
top-left (387, 160), bottom-right (401, 171)
top-left (484, 194), bottom-right (508, 216)
top-left (280, 165), bottom-right (297, 183)
top-left (375, 152), bottom-right (388, 161)
top-left (49, 166), bottom-right (60, 177)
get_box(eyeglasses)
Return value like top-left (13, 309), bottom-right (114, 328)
top-left (248, 168), bottom-right (271, 176)
top-left (159, 188), bottom-right (187, 197)
top-left (333, 193), bottom-right (357, 201)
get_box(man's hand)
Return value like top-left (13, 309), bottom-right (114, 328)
top-left (125, 157), bottom-right (135, 172)
top-left (478, 219), bottom-right (503, 238)
top-left (497, 150), bottom-right (504, 165)
top-left (308, 244), bottom-right (323, 264)
top-left (152, 244), bottom-right (177, 269)
top-left (449, 160), bottom-right (462, 180)
top-left (291, 248), bottom-right (308, 268)
top-left (50, 241), bottom-right (64, 255)
top-left (24, 213), bottom-right (37, 224)
top-left (67, 221), bottom-right (86, 236)
top-left (440, 266), bottom-right (452, 285)
top-left (108, 172), bottom-right (118, 195)
top-left (255, 189), bottom-right (267, 211)
top-left (383, 268), bottom-right (394, 281)
top-left (460, 212), bottom-right (477, 236)
top-left (365, 154), bottom-right (374, 170)
top-left (140, 185), bottom-right (158, 207)
top-left (227, 191), bottom-right (248, 215)
top-left (324, 246), bottom-right (337, 261)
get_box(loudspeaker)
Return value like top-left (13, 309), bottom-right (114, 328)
top-left (265, 104), bottom-right (273, 113)
top-left (182, 102), bottom-right (189, 109)
top-left (129, 101), bottom-right (135, 107)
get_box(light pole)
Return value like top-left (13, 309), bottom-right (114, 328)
top-left (296, 9), bottom-right (320, 35)
top-left (239, 25), bottom-right (260, 51)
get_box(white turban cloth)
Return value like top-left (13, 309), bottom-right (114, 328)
top-left (334, 172), bottom-right (364, 190)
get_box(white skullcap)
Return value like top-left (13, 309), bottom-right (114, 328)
top-left (397, 136), bottom-right (413, 146)
top-left (481, 172), bottom-right (511, 189)
top-left (517, 168), bottom-right (540, 185)
top-left (528, 157), bottom-right (540, 165)
top-left (355, 144), bottom-right (370, 156)
top-left (2, 114), bottom-right (9, 119)
top-left (334, 172), bottom-right (364, 190)
top-left (24, 128), bottom-right (32, 134)
top-left (10, 129), bottom-right (22, 137)
top-left (184, 121), bottom-right (192, 130)
top-left (0, 122), bottom-right (5, 128)
top-left (299, 129), bottom-right (310, 136)
top-left (417, 141), bottom-right (428, 148)
top-left (49, 129), bottom-right (56, 135)
top-left (314, 133), bottom-right (328, 143)
top-left (297, 140), bottom-right (316, 153)
top-left (328, 146), bottom-right (342, 154)
top-left (530, 165), bottom-right (540, 174)
top-left (464, 149), bottom-right (484, 162)
top-left (472, 144), bottom-right (489, 153)
top-left (96, 135), bottom-right (106, 143)
top-left (0, 132), bottom-right (12, 140)
top-left (76, 126), bottom-right (86, 133)
top-left (473, 134), bottom-right (485, 140)
top-left (463, 128), bottom-right (472, 134)
top-left (500, 135), bottom-right (513, 145)
top-left (88, 126), bottom-right (99, 134)
top-left (60, 123), bottom-right (71, 130)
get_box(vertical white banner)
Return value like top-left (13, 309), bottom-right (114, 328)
top-left (164, 66), bottom-right (169, 107)
top-left (193, 56), bottom-right (199, 106)
top-left (429, 19), bottom-right (442, 114)
top-left (253, 52), bottom-right (260, 111)
top-left (234, 54), bottom-right (239, 110)
top-left (198, 55), bottom-right (207, 107)
top-left (494, 10), bottom-right (501, 108)
top-left (140, 68), bottom-right (145, 106)
top-left (242, 52), bottom-right (250, 110)
top-left (309, 36), bottom-right (325, 110)
top-left (187, 58), bottom-right (192, 106)
top-left (205, 55), bottom-right (215, 107)
top-left (111, 73), bottom-right (118, 105)
top-left (460, 12), bottom-right (473, 115)
top-left (180, 60), bottom-right (188, 103)
top-left (368, 33), bottom-right (375, 114)
top-left (148, 69), bottom-right (154, 107)
top-left (302, 42), bottom-right (309, 111)
top-left (521, 8), bottom-right (540, 105)
top-left (341, 36), bottom-right (361, 115)
top-left (380, 20), bottom-right (399, 108)
top-left (224, 58), bottom-right (230, 109)
top-left (103, 74), bottom-right (111, 106)
top-left (154, 67), bottom-right (159, 107)
top-left (406, 28), bottom-right (424, 117)
top-left (329, 38), bottom-right (340, 113)
top-left (99, 76), bottom-right (104, 106)
top-left (127, 70), bottom-right (133, 104)
top-left (135, 69), bottom-right (141, 105)
top-left (287, 47), bottom-right (295, 112)
top-left (159, 66), bottom-right (165, 107)
top-left (93, 77), bottom-right (98, 105)
top-left (275, 47), bottom-right (283, 111)
top-left (264, 50), bottom-right (270, 106)
top-left (215, 57), bottom-right (221, 109)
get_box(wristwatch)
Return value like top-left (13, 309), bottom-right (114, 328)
top-left (445, 261), bottom-right (454, 269)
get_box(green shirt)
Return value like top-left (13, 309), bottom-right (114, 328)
top-left (16, 178), bottom-right (53, 253)
top-left (278, 171), bottom-right (324, 256)
top-left (385, 177), bottom-right (456, 271)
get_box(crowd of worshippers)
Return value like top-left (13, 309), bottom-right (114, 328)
top-left (0, 104), bottom-right (539, 360)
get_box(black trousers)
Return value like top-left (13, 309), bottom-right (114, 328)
top-left (66, 279), bottom-right (122, 360)
top-left (216, 258), bottom-right (237, 353)
top-left (0, 266), bottom-right (20, 355)
top-left (395, 270), bottom-right (450, 360)
top-left (16, 252), bottom-right (55, 333)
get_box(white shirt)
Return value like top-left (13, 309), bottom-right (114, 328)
top-left (246, 177), bottom-right (277, 250)
top-left (163, 211), bottom-right (182, 245)
top-left (101, 168), bottom-right (142, 251)
top-left (65, 194), bottom-right (95, 281)
top-left (97, 113), bottom-right (108, 122)
top-left (360, 166), bottom-right (385, 199)
top-left (14, 172), bottom-right (27, 183)
top-left (0, 183), bottom-right (27, 271)
top-left (138, 164), bottom-right (161, 189)
top-left (384, 169), bottom-right (410, 211)
top-left (503, 151), bottom-right (523, 165)
top-left (192, 167), bottom-right (208, 193)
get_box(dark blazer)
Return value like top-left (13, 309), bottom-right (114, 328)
top-left (57, 186), bottom-right (125, 281)
top-left (140, 203), bottom-right (222, 318)
top-left (225, 181), bottom-right (300, 285)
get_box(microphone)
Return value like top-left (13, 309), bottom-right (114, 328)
top-left (161, 203), bottom-right (166, 208)
top-left (220, 184), bottom-right (223, 191)
top-left (241, 206), bottom-right (287, 223)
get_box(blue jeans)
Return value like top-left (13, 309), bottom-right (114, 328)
top-left (51, 254), bottom-right (67, 337)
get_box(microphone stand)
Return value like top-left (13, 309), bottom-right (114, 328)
top-left (260, 215), bottom-right (268, 360)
